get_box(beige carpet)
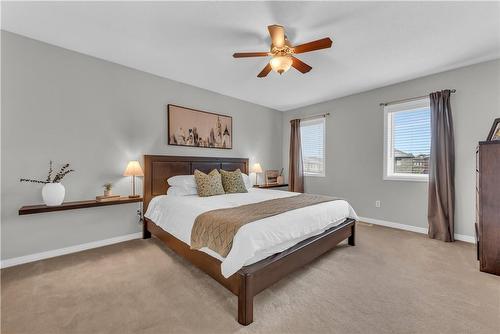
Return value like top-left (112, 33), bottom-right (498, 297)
top-left (2, 223), bottom-right (499, 334)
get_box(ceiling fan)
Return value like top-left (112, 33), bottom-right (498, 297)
top-left (233, 24), bottom-right (333, 77)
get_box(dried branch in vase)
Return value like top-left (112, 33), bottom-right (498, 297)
top-left (20, 161), bottom-right (75, 184)
top-left (19, 178), bottom-right (50, 184)
top-left (46, 160), bottom-right (53, 183)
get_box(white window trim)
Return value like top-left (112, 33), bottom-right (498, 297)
top-left (383, 98), bottom-right (430, 182)
top-left (301, 117), bottom-right (326, 177)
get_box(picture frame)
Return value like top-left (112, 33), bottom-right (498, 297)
top-left (167, 104), bottom-right (232, 149)
top-left (487, 118), bottom-right (500, 141)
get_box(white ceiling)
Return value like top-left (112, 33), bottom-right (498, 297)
top-left (2, 1), bottom-right (500, 111)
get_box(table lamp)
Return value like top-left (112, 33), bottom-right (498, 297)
top-left (250, 163), bottom-right (263, 186)
top-left (123, 160), bottom-right (144, 198)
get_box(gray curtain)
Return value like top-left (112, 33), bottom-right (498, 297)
top-left (289, 119), bottom-right (304, 193)
top-left (428, 90), bottom-right (455, 242)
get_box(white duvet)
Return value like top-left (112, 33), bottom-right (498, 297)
top-left (145, 188), bottom-right (358, 278)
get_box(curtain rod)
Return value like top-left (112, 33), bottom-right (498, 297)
top-left (379, 89), bottom-right (456, 107)
top-left (299, 112), bottom-right (330, 121)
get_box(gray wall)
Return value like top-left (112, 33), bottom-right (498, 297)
top-left (1, 31), bottom-right (283, 260)
top-left (282, 59), bottom-right (500, 237)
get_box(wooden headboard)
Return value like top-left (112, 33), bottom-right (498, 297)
top-left (143, 155), bottom-right (249, 211)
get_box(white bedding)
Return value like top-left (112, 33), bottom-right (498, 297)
top-left (145, 188), bottom-right (358, 278)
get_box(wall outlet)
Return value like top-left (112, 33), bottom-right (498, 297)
top-left (375, 200), bottom-right (381, 208)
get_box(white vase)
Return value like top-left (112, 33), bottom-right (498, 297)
top-left (42, 183), bottom-right (65, 206)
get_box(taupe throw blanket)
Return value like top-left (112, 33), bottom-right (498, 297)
top-left (191, 194), bottom-right (340, 257)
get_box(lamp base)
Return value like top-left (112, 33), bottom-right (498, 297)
top-left (128, 195), bottom-right (141, 198)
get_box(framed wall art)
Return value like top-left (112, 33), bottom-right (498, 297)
top-left (167, 104), bottom-right (232, 149)
top-left (487, 118), bottom-right (500, 141)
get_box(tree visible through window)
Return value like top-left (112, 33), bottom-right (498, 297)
top-left (300, 117), bottom-right (325, 176)
top-left (384, 98), bottom-right (431, 181)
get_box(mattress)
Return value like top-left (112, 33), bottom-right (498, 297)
top-left (145, 188), bottom-right (358, 277)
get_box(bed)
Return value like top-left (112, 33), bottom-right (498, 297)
top-left (142, 155), bottom-right (357, 325)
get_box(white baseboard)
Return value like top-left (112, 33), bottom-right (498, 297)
top-left (359, 216), bottom-right (428, 234)
top-left (453, 234), bottom-right (475, 243)
top-left (358, 216), bottom-right (474, 243)
top-left (1, 232), bottom-right (142, 269)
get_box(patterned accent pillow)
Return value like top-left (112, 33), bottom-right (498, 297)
top-left (194, 169), bottom-right (225, 197)
top-left (220, 169), bottom-right (248, 194)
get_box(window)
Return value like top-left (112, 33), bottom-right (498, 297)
top-left (383, 98), bottom-right (431, 181)
top-left (300, 117), bottom-right (325, 176)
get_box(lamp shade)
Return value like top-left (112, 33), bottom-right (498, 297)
top-left (250, 163), bottom-right (263, 174)
top-left (123, 161), bottom-right (144, 176)
top-left (270, 55), bottom-right (293, 74)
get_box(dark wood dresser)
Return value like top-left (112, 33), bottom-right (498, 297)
top-left (476, 141), bottom-right (500, 275)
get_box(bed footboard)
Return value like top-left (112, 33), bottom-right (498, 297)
top-left (235, 219), bottom-right (355, 325)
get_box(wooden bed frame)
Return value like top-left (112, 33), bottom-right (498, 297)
top-left (142, 155), bottom-right (356, 325)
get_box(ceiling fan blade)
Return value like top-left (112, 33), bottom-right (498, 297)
top-left (233, 52), bottom-right (270, 58)
top-left (268, 25), bottom-right (285, 47)
top-left (293, 37), bottom-right (333, 54)
top-left (291, 57), bottom-right (312, 74)
top-left (257, 64), bottom-right (272, 78)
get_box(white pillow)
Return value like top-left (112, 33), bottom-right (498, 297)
top-left (241, 173), bottom-right (252, 190)
top-left (167, 185), bottom-right (198, 196)
top-left (167, 175), bottom-right (196, 188)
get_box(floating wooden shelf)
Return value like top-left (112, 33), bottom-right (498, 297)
top-left (254, 183), bottom-right (289, 189)
top-left (19, 197), bottom-right (143, 215)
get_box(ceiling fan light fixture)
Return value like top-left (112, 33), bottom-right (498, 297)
top-left (270, 55), bottom-right (292, 74)
top-left (233, 25), bottom-right (332, 77)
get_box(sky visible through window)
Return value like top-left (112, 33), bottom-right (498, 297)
top-left (393, 107), bottom-right (431, 155)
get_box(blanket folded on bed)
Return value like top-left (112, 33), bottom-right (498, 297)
top-left (190, 193), bottom-right (340, 257)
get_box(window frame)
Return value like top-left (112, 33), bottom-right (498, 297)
top-left (383, 98), bottom-right (431, 182)
top-left (300, 117), bottom-right (326, 177)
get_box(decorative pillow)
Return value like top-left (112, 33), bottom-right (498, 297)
top-left (220, 169), bottom-right (248, 194)
top-left (194, 169), bottom-right (225, 197)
